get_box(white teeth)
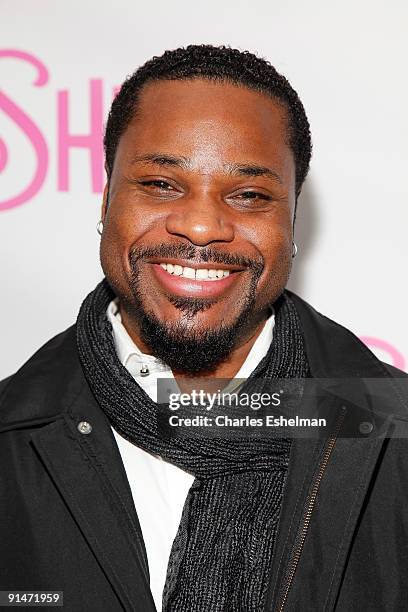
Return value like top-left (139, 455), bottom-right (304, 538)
top-left (159, 263), bottom-right (232, 280)
top-left (196, 269), bottom-right (209, 280)
top-left (183, 267), bottom-right (195, 279)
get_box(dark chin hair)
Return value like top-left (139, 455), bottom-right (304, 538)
top-left (130, 293), bottom-right (257, 375)
top-left (125, 244), bottom-right (263, 375)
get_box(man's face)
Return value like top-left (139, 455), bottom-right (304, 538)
top-left (100, 78), bottom-right (296, 372)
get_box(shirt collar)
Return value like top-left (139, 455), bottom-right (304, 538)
top-left (234, 313), bottom-right (275, 379)
top-left (107, 298), bottom-right (169, 371)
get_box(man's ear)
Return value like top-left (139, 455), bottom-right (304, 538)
top-left (101, 181), bottom-right (110, 222)
top-left (292, 197), bottom-right (298, 230)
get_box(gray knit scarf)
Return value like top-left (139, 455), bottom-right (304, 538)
top-left (76, 279), bottom-right (309, 611)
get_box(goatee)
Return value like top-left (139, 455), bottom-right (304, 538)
top-left (125, 244), bottom-right (264, 375)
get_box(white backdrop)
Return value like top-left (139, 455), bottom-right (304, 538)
top-left (1, 0), bottom-right (407, 379)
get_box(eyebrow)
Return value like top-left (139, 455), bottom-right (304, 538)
top-left (226, 163), bottom-right (283, 185)
top-left (131, 153), bottom-right (283, 184)
top-left (130, 153), bottom-right (190, 168)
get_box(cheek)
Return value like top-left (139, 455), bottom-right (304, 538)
top-left (99, 201), bottom-right (166, 291)
top-left (106, 199), bottom-right (161, 243)
top-left (241, 212), bottom-right (292, 267)
top-left (249, 222), bottom-right (293, 302)
top-left (264, 232), bottom-right (292, 279)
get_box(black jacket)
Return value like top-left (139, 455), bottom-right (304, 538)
top-left (1, 291), bottom-right (407, 612)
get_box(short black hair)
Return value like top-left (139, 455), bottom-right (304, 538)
top-left (104, 44), bottom-right (312, 199)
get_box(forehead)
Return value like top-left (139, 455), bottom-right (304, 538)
top-left (115, 78), bottom-right (293, 174)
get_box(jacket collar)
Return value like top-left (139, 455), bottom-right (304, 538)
top-left (287, 290), bottom-right (395, 378)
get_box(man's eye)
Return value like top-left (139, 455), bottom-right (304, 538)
top-left (226, 190), bottom-right (274, 211)
top-left (140, 180), bottom-right (176, 191)
top-left (236, 191), bottom-right (271, 200)
top-left (232, 191), bottom-right (272, 203)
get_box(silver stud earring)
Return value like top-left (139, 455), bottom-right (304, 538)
top-left (292, 241), bottom-right (298, 258)
top-left (96, 220), bottom-right (104, 236)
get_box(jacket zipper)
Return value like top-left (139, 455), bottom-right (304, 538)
top-left (276, 405), bottom-right (347, 612)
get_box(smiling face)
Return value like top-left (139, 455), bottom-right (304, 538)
top-left (100, 78), bottom-right (296, 374)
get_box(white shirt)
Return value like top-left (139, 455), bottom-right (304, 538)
top-left (107, 299), bottom-right (275, 611)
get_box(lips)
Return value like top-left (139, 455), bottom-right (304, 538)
top-left (151, 262), bottom-right (241, 298)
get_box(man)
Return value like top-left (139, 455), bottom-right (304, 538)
top-left (1, 45), bottom-right (407, 612)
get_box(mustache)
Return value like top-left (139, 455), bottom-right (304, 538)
top-left (129, 244), bottom-right (264, 273)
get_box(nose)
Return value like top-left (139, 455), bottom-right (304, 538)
top-left (165, 192), bottom-right (234, 246)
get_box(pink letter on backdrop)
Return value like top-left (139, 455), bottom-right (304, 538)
top-left (0, 50), bottom-right (49, 212)
top-left (57, 79), bottom-right (103, 193)
top-left (360, 336), bottom-right (406, 371)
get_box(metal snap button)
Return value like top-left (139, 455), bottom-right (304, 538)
top-left (77, 421), bottom-right (92, 435)
top-left (359, 421), bottom-right (374, 435)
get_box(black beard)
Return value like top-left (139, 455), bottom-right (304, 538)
top-left (124, 244), bottom-right (264, 375)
